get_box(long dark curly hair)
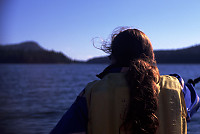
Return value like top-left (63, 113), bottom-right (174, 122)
top-left (103, 27), bottom-right (160, 134)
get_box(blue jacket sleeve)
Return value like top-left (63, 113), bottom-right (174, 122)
top-left (170, 74), bottom-right (200, 121)
top-left (50, 96), bottom-right (88, 134)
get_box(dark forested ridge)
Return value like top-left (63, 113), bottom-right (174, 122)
top-left (87, 44), bottom-right (200, 64)
top-left (1, 42), bottom-right (200, 64)
top-left (154, 45), bottom-right (200, 63)
top-left (87, 56), bottom-right (110, 64)
top-left (0, 41), bottom-right (73, 63)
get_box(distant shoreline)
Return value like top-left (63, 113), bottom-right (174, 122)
top-left (1, 42), bottom-right (200, 64)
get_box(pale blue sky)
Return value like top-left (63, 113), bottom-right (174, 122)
top-left (1, 0), bottom-right (200, 60)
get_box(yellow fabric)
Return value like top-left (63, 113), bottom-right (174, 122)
top-left (157, 75), bottom-right (187, 134)
top-left (84, 74), bottom-right (187, 134)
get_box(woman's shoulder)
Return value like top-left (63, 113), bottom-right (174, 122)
top-left (159, 75), bottom-right (183, 92)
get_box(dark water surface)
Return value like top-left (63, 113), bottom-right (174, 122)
top-left (0, 64), bottom-right (199, 134)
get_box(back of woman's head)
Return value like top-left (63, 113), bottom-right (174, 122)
top-left (110, 29), bottom-right (154, 66)
top-left (108, 28), bottom-right (160, 134)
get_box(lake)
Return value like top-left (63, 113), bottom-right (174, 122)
top-left (0, 64), bottom-right (199, 134)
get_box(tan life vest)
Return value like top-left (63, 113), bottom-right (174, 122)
top-left (84, 74), bottom-right (187, 134)
top-left (157, 75), bottom-right (187, 134)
